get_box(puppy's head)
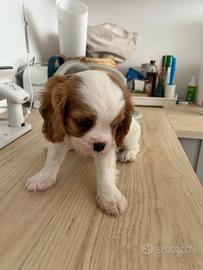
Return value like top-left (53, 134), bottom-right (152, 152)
top-left (40, 70), bottom-right (133, 156)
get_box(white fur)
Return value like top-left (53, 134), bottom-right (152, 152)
top-left (26, 70), bottom-right (140, 216)
top-left (70, 70), bottom-right (125, 157)
top-left (26, 143), bottom-right (69, 191)
top-left (117, 117), bottom-right (140, 162)
top-left (78, 70), bottom-right (125, 119)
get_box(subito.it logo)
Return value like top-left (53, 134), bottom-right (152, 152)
top-left (143, 243), bottom-right (154, 255)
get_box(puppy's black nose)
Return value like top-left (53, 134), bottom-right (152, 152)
top-left (93, 142), bottom-right (105, 152)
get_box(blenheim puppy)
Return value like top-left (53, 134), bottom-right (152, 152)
top-left (26, 70), bottom-right (140, 216)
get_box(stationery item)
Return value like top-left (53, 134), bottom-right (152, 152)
top-left (164, 84), bottom-right (176, 98)
top-left (186, 76), bottom-right (197, 103)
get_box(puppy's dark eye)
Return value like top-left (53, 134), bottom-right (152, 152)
top-left (77, 118), bottom-right (94, 130)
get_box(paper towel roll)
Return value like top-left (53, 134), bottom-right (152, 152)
top-left (56, 0), bottom-right (88, 57)
top-left (197, 63), bottom-right (203, 106)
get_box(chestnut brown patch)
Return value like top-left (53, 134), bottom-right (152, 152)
top-left (39, 74), bottom-right (96, 142)
top-left (110, 109), bottom-right (125, 135)
top-left (64, 99), bottom-right (96, 137)
top-left (108, 72), bottom-right (134, 147)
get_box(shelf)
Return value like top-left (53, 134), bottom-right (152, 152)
top-left (132, 94), bottom-right (177, 108)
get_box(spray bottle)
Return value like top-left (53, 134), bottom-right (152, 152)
top-left (186, 76), bottom-right (197, 103)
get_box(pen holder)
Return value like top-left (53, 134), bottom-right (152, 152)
top-left (164, 84), bottom-right (176, 98)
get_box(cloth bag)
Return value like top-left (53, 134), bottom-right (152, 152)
top-left (87, 22), bottom-right (139, 63)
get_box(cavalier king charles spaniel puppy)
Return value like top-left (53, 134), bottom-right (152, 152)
top-left (26, 70), bottom-right (140, 216)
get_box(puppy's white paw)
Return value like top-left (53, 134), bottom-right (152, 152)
top-left (26, 171), bottom-right (56, 191)
top-left (96, 190), bottom-right (127, 216)
top-left (117, 147), bottom-right (139, 163)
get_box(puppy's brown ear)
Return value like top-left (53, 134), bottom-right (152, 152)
top-left (115, 86), bottom-right (134, 147)
top-left (39, 75), bottom-right (79, 143)
top-left (107, 73), bottom-right (134, 147)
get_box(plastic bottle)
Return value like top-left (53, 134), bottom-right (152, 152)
top-left (186, 76), bottom-right (197, 103)
top-left (170, 57), bottom-right (176, 85)
top-left (146, 60), bottom-right (157, 96)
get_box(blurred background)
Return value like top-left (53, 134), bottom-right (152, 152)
top-left (1, 0), bottom-right (203, 98)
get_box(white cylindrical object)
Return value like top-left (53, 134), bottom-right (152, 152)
top-left (7, 101), bottom-right (25, 127)
top-left (164, 84), bottom-right (176, 98)
top-left (56, 0), bottom-right (88, 57)
top-left (197, 64), bottom-right (203, 106)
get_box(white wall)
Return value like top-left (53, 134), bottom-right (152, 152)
top-left (0, 0), bottom-right (58, 67)
top-left (84, 0), bottom-right (203, 98)
top-left (1, 0), bottom-right (203, 98)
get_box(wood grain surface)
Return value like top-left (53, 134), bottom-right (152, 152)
top-left (165, 104), bottom-right (203, 139)
top-left (0, 108), bottom-right (202, 270)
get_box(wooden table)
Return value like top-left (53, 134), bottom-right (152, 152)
top-left (165, 104), bottom-right (203, 139)
top-left (0, 108), bottom-right (203, 270)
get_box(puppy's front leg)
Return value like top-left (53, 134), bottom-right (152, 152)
top-left (94, 147), bottom-right (127, 216)
top-left (26, 143), bottom-right (68, 191)
top-left (117, 118), bottom-right (140, 163)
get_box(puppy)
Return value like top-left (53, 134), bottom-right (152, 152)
top-left (26, 70), bottom-right (140, 216)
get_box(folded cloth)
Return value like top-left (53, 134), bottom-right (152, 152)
top-left (55, 60), bottom-right (126, 85)
top-left (87, 22), bottom-right (139, 63)
top-left (48, 56), bottom-right (117, 78)
top-left (62, 56), bottom-right (117, 68)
